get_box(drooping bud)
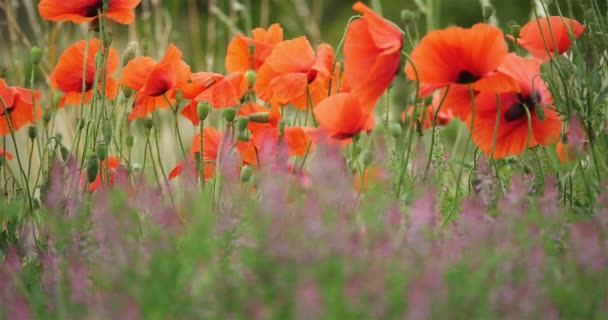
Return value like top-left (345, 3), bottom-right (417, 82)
top-left (197, 102), bottom-right (210, 122)
top-left (482, 5), bottom-right (495, 22)
top-left (389, 123), bottom-right (402, 138)
top-left (31, 47), bottom-right (43, 66)
top-left (86, 153), bottom-right (99, 184)
top-left (240, 165), bottom-right (254, 183)
top-left (95, 143), bottom-right (107, 161)
top-left (535, 103), bottom-right (546, 121)
top-left (122, 41), bottom-right (138, 67)
top-left (401, 10), bottom-right (417, 25)
top-left (236, 117), bottom-right (249, 132)
top-left (223, 108), bottom-right (237, 123)
top-left (361, 150), bottom-right (374, 167)
top-left (28, 126), bottom-right (37, 140)
top-left (245, 69), bottom-right (256, 88)
top-left (248, 112), bottom-right (270, 123)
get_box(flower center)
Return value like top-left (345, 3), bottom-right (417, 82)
top-left (505, 91), bottom-right (542, 122)
top-left (84, 2), bottom-right (105, 18)
top-left (456, 70), bottom-right (479, 84)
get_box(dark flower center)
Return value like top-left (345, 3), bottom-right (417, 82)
top-left (456, 70), bottom-right (480, 84)
top-left (0, 105), bottom-right (16, 116)
top-left (505, 91), bottom-right (542, 122)
top-left (84, 2), bottom-right (105, 18)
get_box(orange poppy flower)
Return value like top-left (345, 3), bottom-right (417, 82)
top-left (507, 16), bottom-right (584, 61)
top-left (226, 23), bottom-right (284, 73)
top-left (121, 44), bottom-right (191, 120)
top-left (403, 91), bottom-right (453, 129)
top-left (180, 72), bottom-right (248, 125)
top-left (0, 147), bottom-right (14, 160)
top-left (470, 54), bottom-right (561, 159)
top-left (254, 37), bottom-right (334, 109)
top-left (405, 23), bottom-right (519, 119)
top-left (555, 122), bottom-right (588, 163)
top-left (313, 92), bottom-right (375, 141)
top-left (343, 2), bottom-right (403, 108)
top-left (50, 38), bottom-right (119, 108)
top-left (89, 156), bottom-right (122, 191)
top-left (38, 0), bottom-right (141, 24)
top-left (0, 79), bottom-right (42, 135)
top-left (169, 127), bottom-right (222, 181)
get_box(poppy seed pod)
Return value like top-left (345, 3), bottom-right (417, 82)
top-left (86, 154), bottom-right (99, 184)
top-left (245, 69), bottom-right (256, 88)
top-left (389, 123), bottom-right (402, 138)
top-left (95, 143), bottom-right (107, 161)
top-left (28, 126), bottom-right (38, 140)
top-left (122, 41), bottom-right (138, 67)
top-left (236, 117), bottom-right (249, 132)
top-left (248, 112), bottom-right (270, 123)
top-left (31, 47), bottom-right (43, 66)
top-left (510, 24), bottom-right (521, 39)
top-left (197, 102), bottom-right (210, 122)
top-left (240, 165), bottom-right (254, 183)
top-left (223, 108), bottom-right (237, 123)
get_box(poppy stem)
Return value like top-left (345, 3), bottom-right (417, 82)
top-left (164, 94), bottom-right (186, 156)
top-left (422, 85), bottom-right (450, 182)
top-left (489, 93), bottom-right (504, 195)
top-left (152, 112), bottom-right (176, 206)
top-left (200, 121), bottom-right (205, 189)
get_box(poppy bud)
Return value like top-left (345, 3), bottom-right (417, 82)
top-left (86, 154), bottom-right (99, 184)
top-left (78, 118), bottom-right (86, 130)
top-left (511, 24), bottom-right (521, 39)
top-left (278, 120), bottom-right (286, 138)
top-left (0, 66), bottom-right (6, 79)
top-left (389, 123), bottom-right (402, 138)
top-left (248, 112), bottom-right (270, 123)
top-left (31, 47), bottom-right (43, 66)
top-left (197, 102), bottom-right (210, 122)
top-left (144, 118), bottom-right (154, 130)
top-left (52, 91), bottom-right (63, 109)
top-left (60, 145), bottom-right (70, 162)
top-left (361, 150), bottom-right (374, 167)
top-left (246, 69), bottom-right (256, 88)
top-left (223, 108), bottom-right (237, 123)
top-left (240, 165), bottom-right (254, 183)
top-left (238, 133), bottom-right (250, 142)
top-left (103, 32), bottom-right (113, 48)
top-left (236, 117), bottom-right (249, 132)
top-left (103, 125), bottom-right (112, 144)
top-left (122, 41), bottom-right (138, 67)
top-left (95, 143), bottom-right (107, 161)
top-left (482, 5), bottom-right (495, 22)
top-left (535, 104), bottom-right (546, 121)
top-left (28, 126), bottom-right (37, 140)
top-left (401, 10), bottom-right (417, 25)
top-left (175, 90), bottom-right (183, 106)
top-left (126, 135), bottom-right (134, 148)
top-left (122, 86), bottom-right (133, 98)
top-left (43, 109), bottom-right (52, 125)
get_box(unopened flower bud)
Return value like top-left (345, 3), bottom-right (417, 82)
top-left (245, 69), bottom-right (256, 88)
top-left (389, 123), bottom-right (402, 138)
top-left (240, 165), bottom-right (254, 183)
top-left (535, 104), bottom-right (546, 121)
top-left (78, 118), bottom-right (86, 130)
top-left (175, 90), bottom-right (183, 106)
top-left (60, 145), bottom-right (70, 162)
top-left (31, 47), bottom-right (43, 66)
top-left (52, 91), bottom-right (63, 109)
top-left (96, 143), bottom-right (107, 161)
top-left (103, 32), bottom-right (113, 48)
top-left (144, 118), bottom-right (154, 130)
top-left (401, 10), bottom-right (417, 25)
top-left (248, 112), bottom-right (270, 123)
top-left (237, 133), bottom-right (250, 142)
top-left (482, 5), bottom-right (495, 21)
top-left (126, 135), bottom-right (134, 148)
top-left (223, 108), bottom-right (236, 123)
top-left (43, 109), bottom-right (52, 125)
top-left (361, 150), bottom-right (374, 167)
top-left (197, 102), bottom-right (210, 122)
top-left (122, 86), bottom-right (133, 98)
top-left (28, 126), bottom-right (37, 140)
top-left (511, 24), bottom-right (521, 39)
top-left (122, 41), bottom-right (138, 67)
top-left (236, 117), bottom-right (249, 132)
top-left (86, 153), bottom-right (99, 184)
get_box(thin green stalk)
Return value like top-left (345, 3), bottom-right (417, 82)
top-left (422, 85), bottom-right (450, 181)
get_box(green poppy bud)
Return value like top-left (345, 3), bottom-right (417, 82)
top-left (248, 112), bottom-right (270, 123)
top-left (245, 69), bottom-right (256, 88)
top-left (240, 165), bottom-right (254, 183)
top-left (401, 10), bottom-right (417, 25)
top-left (197, 102), bottom-right (210, 122)
top-left (28, 126), bottom-right (37, 140)
top-left (86, 154), bottom-right (99, 184)
top-left (144, 118), bottom-right (154, 130)
top-left (78, 118), bottom-right (86, 130)
top-left (122, 41), bottom-right (138, 67)
top-left (482, 5), bottom-right (495, 22)
top-left (126, 135), bottom-right (134, 148)
top-left (0, 66), bottom-right (6, 79)
top-left (223, 108), bottom-right (237, 123)
top-left (535, 104), bottom-right (546, 121)
top-left (103, 32), bottom-right (113, 48)
top-left (60, 145), bottom-right (70, 162)
top-left (389, 123), bottom-right (402, 138)
top-left (236, 117), bottom-right (249, 132)
top-left (511, 24), bottom-right (521, 39)
top-left (103, 125), bottom-right (112, 144)
top-left (31, 47), bottom-right (43, 66)
top-left (43, 109), bottom-right (52, 125)
top-left (361, 150), bottom-right (374, 167)
top-left (52, 91), bottom-right (63, 109)
top-left (95, 143), bottom-right (107, 161)
top-left (237, 133), bottom-right (250, 142)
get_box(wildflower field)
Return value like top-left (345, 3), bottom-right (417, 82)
top-left (1, 0), bottom-right (608, 318)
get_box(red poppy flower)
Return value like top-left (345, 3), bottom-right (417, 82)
top-left (470, 54), bottom-right (561, 158)
top-left (556, 120), bottom-right (587, 163)
top-left (120, 44), bottom-right (191, 120)
top-left (343, 2), bottom-right (403, 108)
top-left (226, 23), bottom-right (284, 73)
top-left (88, 156), bottom-right (122, 191)
top-left (50, 38), bottom-right (119, 108)
top-left (0, 147), bottom-right (14, 160)
top-left (313, 92), bottom-right (375, 141)
top-left (0, 79), bottom-right (42, 135)
top-left (38, 0), bottom-right (141, 24)
top-left (254, 37), bottom-right (334, 109)
top-left (405, 23), bottom-right (519, 119)
top-left (169, 127), bottom-right (221, 181)
top-left (180, 72), bottom-right (248, 125)
top-left (508, 16), bottom-right (584, 61)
